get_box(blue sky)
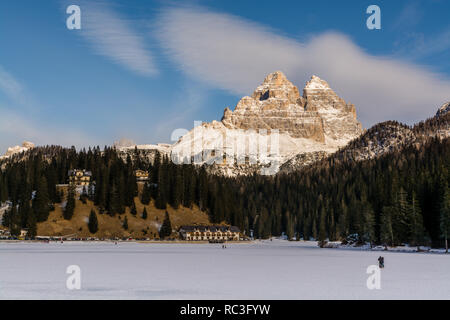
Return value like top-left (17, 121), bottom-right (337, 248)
top-left (1, 0), bottom-right (449, 153)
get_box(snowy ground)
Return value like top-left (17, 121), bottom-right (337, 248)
top-left (0, 240), bottom-right (449, 300)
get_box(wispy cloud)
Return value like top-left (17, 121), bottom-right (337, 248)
top-left (392, 1), bottom-right (423, 30)
top-left (394, 28), bottom-right (450, 61)
top-left (80, 1), bottom-right (158, 76)
top-left (155, 6), bottom-right (450, 127)
top-left (0, 66), bottom-right (27, 105)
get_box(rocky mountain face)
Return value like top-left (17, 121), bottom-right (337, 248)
top-left (221, 72), bottom-right (361, 143)
top-left (171, 71), bottom-right (363, 175)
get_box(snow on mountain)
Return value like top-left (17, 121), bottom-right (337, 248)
top-left (0, 141), bottom-right (35, 160)
top-left (436, 101), bottom-right (450, 118)
top-left (171, 71), bottom-right (363, 175)
top-left (115, 141), bottom-right (171, 164)
top-left (116, 143), bottom-right (171, 153)
top-left (113, 138), bottom-right (171, 154)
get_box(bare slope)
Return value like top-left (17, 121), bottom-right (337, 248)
top-left (37, 198), bottom-right (210, 239)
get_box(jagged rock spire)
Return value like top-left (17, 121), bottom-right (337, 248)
top-left (221, 71), bottom-right (362, 141)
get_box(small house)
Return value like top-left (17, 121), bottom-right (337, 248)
top-left (134, 170), bottom-right (149, 181)
top-left (68, 169), bottom-right (92, 186)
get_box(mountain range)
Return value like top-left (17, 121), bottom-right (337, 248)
top-left (1, 72), bottom-right (449, 175)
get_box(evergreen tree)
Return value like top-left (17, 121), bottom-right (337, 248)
top-left (361, 203), bottom-right (376, 247)
top-left (312, 218), bottom-right (318, 240)
top-left (26, 211), bottom-right (37, 239)
top-left (64, 185), bottom-right (76, 220)
top-left (9, 205), bottom-right (21, 237)
top-left (33, 176), bottom-right (50, 222)
top-left (318, 210), bottom-right (327, 247)
top-left (18, 189), bottom-right (32, 229)
top-left (159, 211), bottom-right (172, 238)
top-left (440, 187), bottom-right (450, 253)
top-left (381, 206), bottom-right (395, 247)
top-left (130, 200), bottom-right (137, 216)
top-left (285, 211), bottom-right (294, 240)
top-left (88, 209), bottom-right (99, 234)
top-left (409, 192), bottom-right (426, 249)
top-left (170, 165), bottom-right (182, 209)
top-left (123, 216), bottom-right (128, 230)
top-left (142, 207), bottom-right (148, 219)
top-left (125, 171), bottom-right (137, 207)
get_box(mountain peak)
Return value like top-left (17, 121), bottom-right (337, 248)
top-left (219, 71), bottom-right (362, 143)
top-left (251, 71), bottom-right (300, 102)
top-left (261, 71), bottom-right (289, 85)
top-left (304, 75), bottom-right (331, 90)
top-left (436, 102), bottom-right (450, 117)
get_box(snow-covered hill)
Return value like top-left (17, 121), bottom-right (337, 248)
top-left (327, 102), bottom-right (450, 163)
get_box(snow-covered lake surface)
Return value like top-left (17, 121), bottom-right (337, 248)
top-left (0, 240), bottom-right (449, 300)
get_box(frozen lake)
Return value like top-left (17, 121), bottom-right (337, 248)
top-left (0, 240), bottom-right (449, 299)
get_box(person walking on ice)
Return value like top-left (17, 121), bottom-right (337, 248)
top-left (378, 256), bottom-right (385, 269)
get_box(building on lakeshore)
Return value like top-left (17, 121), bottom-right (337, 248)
top-left (179, 225), bottom-right (240, 241)
top-left (68, 169), bottom-right (92, 186)
top-left (134, 170), bottom-right (150, 181)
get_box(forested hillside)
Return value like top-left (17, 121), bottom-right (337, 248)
top-left (0, 137), bottom-right (449, 247)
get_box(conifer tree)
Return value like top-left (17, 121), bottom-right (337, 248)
top-left (123, 216), bottom-right (128, 230)
top-left (303, 216), bottom-right (310, 241)
top-left (125, 171), bottom-right (137, 207)
top-left (64, 185), bottom-right (76, 220)
top-left (381, 206), bottom-right (395, 247)
top-left (142, 207), bottom-right (148, 219)
top-left (312, 218), bottom-right (318, 240)
top-left (9, 205), bottom-right (21, 237)
top-left (361, 204), bottom-right (376, 247)
top-left (88, 209), bottom-right (99, 234)
top-left (409, 192), bottom-right (425, 249)
top-left (159, 211), bottom-right (172, 238)
top-left (33, 176), bottom-right (50, 222)
top-left (26, 211), bottom-right (37, 239)
top-left (130, 200), bottom-right (137, 216)
top-left (440, 187), bottom-right (450, 253)
top-left (318, 210), bottom-right (327, 247)
top-left (285, 211), bottom-right (294, 240)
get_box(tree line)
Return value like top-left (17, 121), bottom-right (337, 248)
top-left (0, 137), bottom-right (449, 248)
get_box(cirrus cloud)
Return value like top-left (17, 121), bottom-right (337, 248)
top-left (79, 1), bottom-right (158, 76)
